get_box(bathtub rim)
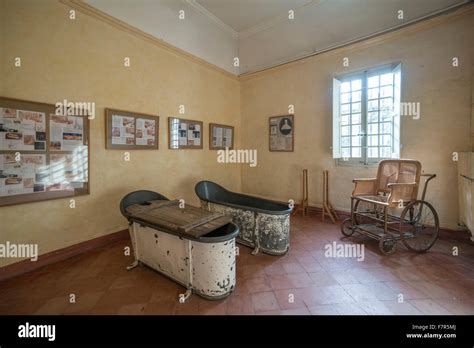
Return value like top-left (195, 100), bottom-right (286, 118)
top-left (120, 189), bottom-right (170, 218)
top-left (120, 189), bottom-right (240, 243)
top-left (128, 218), bottom-right (240, 244)
top-left (195, 180), bottom-right (293, 216)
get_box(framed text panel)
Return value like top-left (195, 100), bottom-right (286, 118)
top-left (209, 123), bottom-right (234, 150)
top-left (168, 117), bottom-right (203, 150)
top-left (105, 108), bottom-right (159, 150)
top-left (0, 97), bottom-right (90, 207)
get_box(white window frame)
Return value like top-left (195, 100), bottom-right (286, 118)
top-left (332, 63), bottom-right (401, 166)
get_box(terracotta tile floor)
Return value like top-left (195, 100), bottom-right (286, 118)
top-left (1, 214), bottom-right (474, 315)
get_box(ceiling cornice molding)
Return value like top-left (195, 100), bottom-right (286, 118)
top-left (239, 2), bottom-right (474, 80)
top-left (59, 0), bottom-right (239, 80)
top-left (184, 0), bottom-right (239, 39)
top-left (237, 0), bottom-right (322, 40)
top-left (58, 0), bottom-right (471, 80)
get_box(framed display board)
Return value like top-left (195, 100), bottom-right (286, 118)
top-left (209, 123), bottom-right (234, 150)
top-left (168, 117), bottom-right (203, 149)
top-left (0, 97), bottom-right (90, 207)
top-left (269, 114), bottom-right (294, 152)
top-left (105, 108), bottom-right (159, 150)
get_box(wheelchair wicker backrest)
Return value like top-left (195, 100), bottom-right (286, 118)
top-left (376, 160), bottom-right (421, 201)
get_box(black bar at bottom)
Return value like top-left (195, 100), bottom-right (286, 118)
top-left (0, 315), bottom-right (472, 346)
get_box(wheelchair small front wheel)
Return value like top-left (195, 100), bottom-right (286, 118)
top-left (379, 236), bottom-right (396, 255)
top-left (341, 218), bottom-right (355, 237)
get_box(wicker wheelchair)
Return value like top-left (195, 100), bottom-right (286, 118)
top-left (341, 160), bottom-right (439, 255)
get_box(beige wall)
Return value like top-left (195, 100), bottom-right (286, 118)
top-left (0, 0), bottom-right (241, 267)
top-left (240, 11), bottom-right (474, 230)
top-left (1, 1), bottom-right (473, 269)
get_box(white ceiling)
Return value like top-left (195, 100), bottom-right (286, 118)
top-left (85, 0), bottom-right (469, 75)
top-left (195, 0), bottom-right (312, 32)
top-left (86, 0), bottom-right (240, 74)
top-left (238, 0), bottom-right (469, 73)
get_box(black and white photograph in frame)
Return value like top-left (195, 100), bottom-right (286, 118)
top-left (269, 114), bottom-right (294, 152)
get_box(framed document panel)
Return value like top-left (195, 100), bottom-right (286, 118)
top-left (0, 97), bottom-right (90, 207)
top-left (209, 123), bottom-right (234, 150)
top-left (269, 114), bottom-right (294, 152)
top-left (168, 117), bottom-right (203, 149)
top-left (105, 108), bottom-right (159, 150)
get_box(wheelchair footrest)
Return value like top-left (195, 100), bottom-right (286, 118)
top-left (354, 224), bottom-right (401, 241)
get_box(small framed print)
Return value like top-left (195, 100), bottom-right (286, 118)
top-left (105, 108), bottom-right (159, 150)
top-left (269, 114), bottom-right (294, 152)
top-left (209, 123), bottom-right (234, 150)
top-left (168, 117), bottom-right (203, 149)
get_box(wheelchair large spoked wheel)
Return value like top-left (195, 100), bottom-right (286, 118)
top-left (399, 200), bottom-right (439, 253)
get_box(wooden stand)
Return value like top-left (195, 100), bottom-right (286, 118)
top-left (322, 170), bottom-right (338, 223)
top-left (294, 169), bottom-right (309, 216)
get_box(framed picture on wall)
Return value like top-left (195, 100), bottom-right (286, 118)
top-left (105, 108), bottom-right (159, 150)
top-left (209, 123), bottom-right (234, 150)
top-left (269, 114), bottom-right (294, 152)
top-left (168, 117), bottom-right (203, 149)
top-left (0, 97), bottom-right (90, 207)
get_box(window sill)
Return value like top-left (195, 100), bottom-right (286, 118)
top-left (336, 159), bottom-right (383, 168)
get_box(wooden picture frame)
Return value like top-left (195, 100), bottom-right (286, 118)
top-left (168, 117), bottom-right (203, 150)
top-left (105, 108), bottom-right (159, 150)
top-left (0, 97), bottom-right (90, 207)
top-left (269, 114), bottom-right (294, 152)
top-left (209, 123), bottom-right (234, 150)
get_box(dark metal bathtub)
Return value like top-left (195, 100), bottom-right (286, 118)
top-left (195, 181), bottom-right (292, 255)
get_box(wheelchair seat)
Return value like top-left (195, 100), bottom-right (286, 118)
top-left (352, 160), bottom-right (422, 207)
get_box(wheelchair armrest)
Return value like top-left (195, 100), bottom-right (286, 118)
top-left (387, 182), bottom-right (418, 205)
top-left (352, 178), bottom-right (377, 196)
top-left (352, 178), bottom-right (377, 183)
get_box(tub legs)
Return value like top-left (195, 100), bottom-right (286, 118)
top-left (178, 240), bottom-right (194, 303)
top-left (178, 289), bottom-right (192, 303)
top-left (126, 260), bottom-right (139, 271)
top-left (126, 222), bottom-right (140, 271)
top-left (251, 212), bottom-right (260, 255)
